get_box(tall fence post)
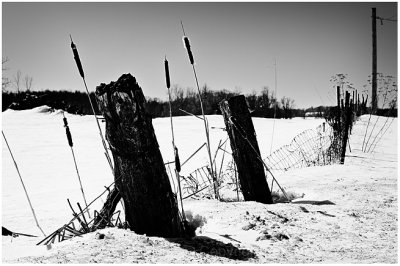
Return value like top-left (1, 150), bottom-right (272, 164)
top-left (95, 73), bottom-right (183, 237)
top-left (340, 91), bottom-right (352, 164)
top-left (219, 95), bottom-right (273, 204)
top-left (336, 86), bottom-right (342, 134)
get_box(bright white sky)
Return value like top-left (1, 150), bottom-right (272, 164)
top-left (2, 2), bottom-right (397, 108)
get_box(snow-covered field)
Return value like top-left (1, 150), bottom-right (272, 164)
top-left (2, 106), bottom-right (397, 263)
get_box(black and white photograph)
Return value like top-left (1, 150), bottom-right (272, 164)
top-left (2, 1), bottom-right (397, 263)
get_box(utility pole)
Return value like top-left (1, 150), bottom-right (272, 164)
top-left (371, 7), bottom-right (377, 114)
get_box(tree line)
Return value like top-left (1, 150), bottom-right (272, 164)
top-left (149, 85), bottom-right (304, 118)
top-left (3, 86), bottom-right (396, 118)
top-left (2, 85), bottom-right (308, 119)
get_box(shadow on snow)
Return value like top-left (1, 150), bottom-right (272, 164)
top-left (167, 235), bottom-right (257, 261)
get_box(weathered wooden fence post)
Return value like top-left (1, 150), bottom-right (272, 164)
top-left (95, 73), bottom-right (183, 237)
top-left (336, 86), bottom-right (341, 134)
top-left (340, 91), bottom-right (352, 164)
top-left (219, 95), bottom-right (273, 204)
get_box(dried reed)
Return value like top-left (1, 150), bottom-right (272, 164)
top-left (2, 131), bottom-right (46, 237)
top-left (69, 35), bottom-right (113, 172)
top-left (180, 21), bottom-right (218, 199)
top-left (165, 57), bottom-right (186, 221)
top-left (62, 113), bottom-right (90, 218)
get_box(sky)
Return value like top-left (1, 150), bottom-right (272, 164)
top-left (2, 2), bottom-right (397, 108)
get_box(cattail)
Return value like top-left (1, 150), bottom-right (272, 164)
top-left (66, 126), bottom-right (73, 147)
top-left (70, 35), bottom-right (85, 79)
top-left (63, 117), bottom-right (68, 127)
top-left (183, 36), bottom-right (195, 65)
top-left (62, 114), bottom-right (90, 218)
top-left (180, 21), bottom-right (218, 199)
top-left (174, 147), bottom-right (181, 173)
top-left (68, 35), bottom-right (113, 173)
top-left (164, 57), bottom-right (171, 89)
top-left (63, 116), bottom-right (73, 147)
top-left (164, 57), bottom-right (185, 221)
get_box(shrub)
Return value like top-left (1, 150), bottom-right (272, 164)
top-left (183, 210), bottom-right (207, 237)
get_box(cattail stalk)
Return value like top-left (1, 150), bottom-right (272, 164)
top-left (165, 57), bottom-right (186, 221)
top-left (63, 113), bottom-right (90, 218)
top-left (69, 35), bottom-right (113, 173)
top-left (2, 131), bottom-right (46, 237)
top-left (181, 22), bottom-right (218, 199)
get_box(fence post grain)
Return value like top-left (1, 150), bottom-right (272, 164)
top-left (220, 95), bottom-right (273, 204)
top-left (95, 74), bottom-right (183, 237)
top-left (336, 86), bottom-right (341, 134)
top-left (340, 91), bottom-right (352, 164)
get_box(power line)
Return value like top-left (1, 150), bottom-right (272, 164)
top-left (376, 15), bottom-right (397, 24)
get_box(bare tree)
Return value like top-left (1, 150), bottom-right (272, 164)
top-left (258, 86), bottom-right (276, 109)
top-left (374, 74), bottom-right (397, 109)
top-left (2, 57), bottom-right (11, 91)
top-left (330, 73), bottom-right (355, 99)
top-left (246, 90), bottom-right (258, 112)
top-left (24, 75), bottom-right (33, 91)
top-left (281, 96), bottom-right (295, 119)
top-left (170, 84), bottom-right (185, 102)
top-left (13, 70), bottom-right (22, 93)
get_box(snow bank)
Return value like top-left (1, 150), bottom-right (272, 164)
top-left (2, 108), bottom-right (397, 263)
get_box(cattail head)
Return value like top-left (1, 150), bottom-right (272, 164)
top-left (63, 117), bottom-right (68, 127)
top-left (183, 36), bottom-right (195, 65)
top-left (63, 116), bottom-right (73, 147)
top-left (164, 57), bottom-right (171, 89)
top-left (70, 35), bottom-right (85, 79)
top-left (66, 126), bottom-right (73, 147)
top-left (174, 147), bottom-right (181, 173)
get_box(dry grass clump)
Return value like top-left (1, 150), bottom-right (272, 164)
top-left (184, 210), bottom-right (207, 237)
top-left (271, 190), bottom-right (304, 203)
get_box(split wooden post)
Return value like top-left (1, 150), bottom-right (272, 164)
top-left (336, 86), bottom-right (341, 134)
top-left (95, 73), bottom-right (183, 237)
top-left (363, 94), bottom-right (369, 114)
top-left (92, 187), bottom-right (121, 230)
top-left (219, 95), bottom-right (273, 204)
top-left (340, 91), bottom-right (352, 164)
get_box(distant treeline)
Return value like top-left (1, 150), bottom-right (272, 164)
top-left (148, 86), bottom-right (303, 119)
top-left (2, 87), bottom-right (300, 118)
top-left (2, 88), bottom-right (396, 118)
top-left (2, 90), bottom-right (100, 115)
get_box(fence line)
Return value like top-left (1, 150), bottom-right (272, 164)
top-left (263, 123), bottom-right (341, 172)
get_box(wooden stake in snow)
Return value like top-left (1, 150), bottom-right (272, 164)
top-left (95, 73), bottom-right (183, 237)
top-left (340, 91), bottom-right (352, 164)
top-left (2, 131), bottom-right (46, 237)
top-left (219, 96), bottom-right (274, 204)
top-left (336, 86), bottom-right (341, 135)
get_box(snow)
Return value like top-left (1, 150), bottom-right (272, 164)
top-left (2, 106), bottom-right (397, 263)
